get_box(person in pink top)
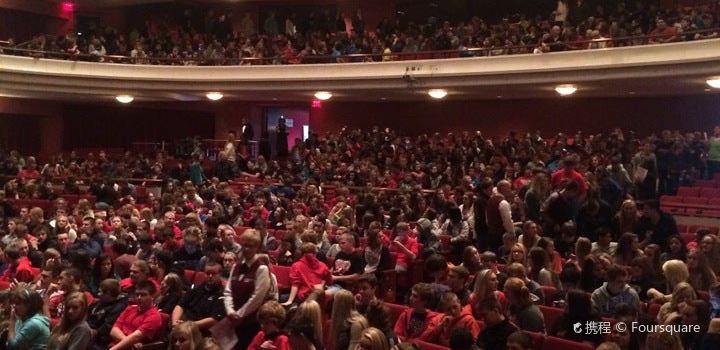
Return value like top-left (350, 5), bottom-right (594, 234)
top-left (389, 222), bottom-right (418, 272)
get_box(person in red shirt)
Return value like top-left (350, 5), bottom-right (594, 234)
top-left (648, 18), bottom-right (678, 44)
top-left (119, 260), bottom-right (160, 297)
top-left (425, 292), bottom-right (481, 346)
top-left (248, 301), bottom-right (291, 350)
top-left (110, 280), bottom-right (164, 350)
top-left (0, 245), bottom-right (34, 283)
top-left (551, 156), bottom-right (588, 196)
top-left (389, 222), bottom-right (418, 272)
top-left (394, 283), bottom-right (438, 341)
top-left (281, 242), bottom-right (332, 306)
top-left (46, 267), bottom-right (95, 322)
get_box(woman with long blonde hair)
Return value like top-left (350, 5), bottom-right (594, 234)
top-left (47, 291), bottom-right (92, 350)
top-left (468, 269), bottom-right (506, 318)
top-left (355, 327), bottom-right (389, 350)
top-left (656, 282), bottom-right (696, 325)
top-left (331, 289), bottom-right (369, 350)
top-left (648, 259), bottom-right (690, 303)
top-left (168, 321), bottom-right (204, 350)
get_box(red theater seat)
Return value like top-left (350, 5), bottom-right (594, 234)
top-left (539, 305), bottom-right (564, 333)
top-left (648, 303), bottom-right (661, 319)
top-left (678, 187), bottom-right (700, 197)
top-left (524, 331), bottom-right (546, 350)
top-left (700, 188), bottom-right (720, 198)
top-left (541, 286), bottom-right (557, 305)
top-left (695, 180), bottom-right (717, 188)
top-left (271, 265), bottom-right (291, 290)
top-left (385, 302), bottom-right (408, 327)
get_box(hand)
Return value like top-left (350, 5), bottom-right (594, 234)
top-left (9, 306), bottom-right (16, 321)
top-left (260, 340), bottom-right (277, 349)
top-left (172, 319), bottom-right (183, 326)
top-left (280, 301), bottom-right (293, 307)
top-left (132, 343), bottom-right (144, 350)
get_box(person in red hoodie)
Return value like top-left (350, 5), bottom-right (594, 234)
top-left (550, 156), bottom-right (588, 197)
top-left (425, 292), bottom-right (481, 346)
top-left (394, 283), bottom-right (438, 341)
top-left (248, 301), bottom-right (291, 350)
top-left (389, 222), bottom-right (418, 272)
top-left (0, 245), bottom-right (34, 283)
top-left (281, 242), bottom-right (332, 306)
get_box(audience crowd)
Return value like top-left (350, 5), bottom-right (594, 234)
top-left (1, 124), bottom-right (720, 350)
top-left (1, 1), bottom-right (719, 65)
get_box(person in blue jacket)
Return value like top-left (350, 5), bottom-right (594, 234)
top-left (6, 284), bottom-right (50, 350)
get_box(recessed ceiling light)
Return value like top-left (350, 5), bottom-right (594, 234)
top-left (272, 97), bottom-right (278, 101)
top-left (380, 97), bottom-right (387, 101)
top-left (706, 78), bottom-right (720, 88)
top-left (115, 95), bottom-right (134, 103)
top-left (206, 92), bottom-right (223, 101)
top-left (496, 95), bottom-right (503, 99)
top-left (314, 91), bottom-right (332, 100)
top-left (705, 88), bottom-right (712, 92)
top-left (628, 91), bottom-right (636, 95)
top-left (554, 84), bottom-right (577, 96)
top-left (428, 89), bottom-right (448, 99)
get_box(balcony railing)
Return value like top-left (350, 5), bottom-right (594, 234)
top-left (1, 28), bottom-right (717, 66)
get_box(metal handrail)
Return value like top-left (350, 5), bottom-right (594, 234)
top-left (0, 27), bottom-right (716, 66)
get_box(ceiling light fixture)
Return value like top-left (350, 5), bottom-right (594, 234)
top-left (554, 84), bottom-right (577, 96)
top-left (115, 95), bottom-right (134, 103)
top-left (314, 91), bottom-right (332, 100)
top-left (428, 89), bottom-right (448, 99)
top-left (206, 92), bottom-right (223, 101)
top-left (706, 78), bottom-right (720, 88)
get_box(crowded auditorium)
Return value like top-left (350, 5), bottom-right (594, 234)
top-left (1, 0), bottom-right (720, 350)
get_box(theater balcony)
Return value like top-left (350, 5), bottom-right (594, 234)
top-left (1, 38), bottom-right (720, 102)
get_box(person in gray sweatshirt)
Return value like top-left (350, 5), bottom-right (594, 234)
top-left (591, 264), bottom-right (640, 317)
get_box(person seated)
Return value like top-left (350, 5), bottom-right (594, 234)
top-left (389, 222), bottom-right (418, 272)
top-left (0, 245), bottom-right (34, 283)
top-left (476, 298), bottom-right (518, 350)
top-left (505, 331), bottom-right (534, 350)
top-left (445, 265), bottom-right (471, 305)
top-left (450, 328), bottom-right (482, 350)
top-left (505, 263), bottom-right (545, 305)
top-left (247, 301), bottom-right (291, 350)
top-left (282, 242), bottom-right (332, 306)
top-left (591, 227), bottom-right (618, 256)
top-left (364, 299), bottom-right (399, 347)
top-left (363, 222), bottom-right (392, 275)
top-left (591, 264), bottom-right (640, 317)
top-left (174, 226), bottom-right (204, 271)
top-left (45, 267), bottom-right (95, 322)
top-left (119, 260), bottom-right (160, 297)
top-left (355, 273), bottom-right (378, 315)
top-left (331, 289), bottom-right (369, 350)
top-left (656, 282), bottom-right (696, 325)
top-left (110, 239), bottom-right (136, 279)
top-left (47, 291), bottom-right (93, 350)
top-left (548, 264), bottom-right (581, 306)
top-left (170, 261), bottom-right (226, 330)
top-left (425, 292), bottom-right (481, 346)
top-left (504, 277), bottom-right (545, 333)
top-left (328, 232), bottom-right (365, 293)
top-left (394, 283), bottom-right (438, 341)
top-left (155, 273), bottom-right (184, 314)
top-left (88, 279), bottom-right (129, 350)
top-left (550, 289), bottom-right (604, 346)
top-left (424, 253), bottom-right (451, 311)
top-left (109, 280), bottom-right (164, 350)
top-left (168, 321), bottom-right (204, 350)
top-left (4, 284), bottom-right (50, 350)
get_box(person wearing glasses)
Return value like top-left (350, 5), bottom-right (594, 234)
top-left (5, 284), bottom-right (50, 350)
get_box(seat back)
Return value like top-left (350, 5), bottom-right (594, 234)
top-left (385, 302), bottom-right (408, 327)
top-left (541, 286), bottom-right (557, 305)
top-left (678, 186), bottom-right (700, 197)
top-left (270, 264), bottom-right (291, 290)
top-left (539, 305), bottom-right (564, 333)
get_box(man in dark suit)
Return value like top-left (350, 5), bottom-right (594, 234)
top-left (241, 118), bottom-right (254, 141)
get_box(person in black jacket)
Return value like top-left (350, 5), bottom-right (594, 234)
top-left (87, 279), bottom-right (128, 350)
top-left (550, 289), bottom-right (604, 346)
top-left (476, 298), bottom-right (518, 350)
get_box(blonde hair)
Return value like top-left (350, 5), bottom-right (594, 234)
top-left (473, 269), bottom-right (497, 301)
top-left (169, 321), bottom-right (203, 350)
top-left (240, 229), bottom-right (261, 247)
top-left (662, 259), bottom-right (689, 290)
top-left (575, 237), bottom-right (592, 261)
top-left (296, 300), bottom-right (323, 345)
top-left (669, 282), bottom-right (696, 308)
top-left (509, 243), bottom-right (527, 264)
top-left (257, 300), bottom-right (286, 325)
top-left (358, 327), bottom-right (390, 350)
top-left (646, 330), bottom-right (683, 350)
top-left (331, 289), bottom-right (368, 347)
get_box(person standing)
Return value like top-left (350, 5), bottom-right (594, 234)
top-left (276, 117), bottom-right (289, 158)
top-left (223, 229), bottom-right (278, 349)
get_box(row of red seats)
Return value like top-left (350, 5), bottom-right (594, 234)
top-left (660, 194), bottom-right (720, 217)
top-left (8, 196), bottom-right (97, 212)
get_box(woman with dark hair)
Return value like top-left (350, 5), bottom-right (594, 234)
top-left (550, 289), bottom-right (603, 346)
top-left (614, 232), bottom-right (641, 266)
top-left (687, 249), bottom-right (717, 292)
top-left (156, 272), bottom-right (184, 314)
top-left (5, 284), bottom-right (50, 350)
top-left (661, 235), bottom-right (688, 262)
top-left (148, 249), bottom-right (177, 283)
top-left (89, 255), bottom-right (116, 295)
top-left (579, 256), bottom-right (602, 293)
top-left (628, 256), bottom-right (661, 301)
top-left (528, 247), bottom-right (554, 286)
top-left (441, 206), bottom-right (470, 245)
top-left (460, 246), bottom-right (482, 275)
top-left (364, 299), bottom-right (398, 348)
